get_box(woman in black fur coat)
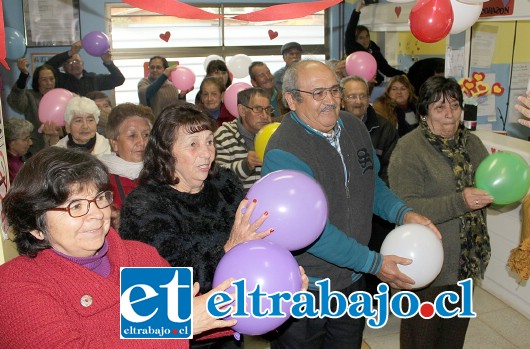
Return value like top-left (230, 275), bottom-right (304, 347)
top-left (119, 103), bottom-right (272, 294)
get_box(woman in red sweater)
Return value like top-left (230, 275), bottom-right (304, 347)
top-left (0, 147), bottom-right (237, 349)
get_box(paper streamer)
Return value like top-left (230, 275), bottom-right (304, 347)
top-left (122, 0), bottom-right (223, 19)
top-left (0, 0), bottom-right (9, 70)
top-left (232, 0), bottom-right (343, 22)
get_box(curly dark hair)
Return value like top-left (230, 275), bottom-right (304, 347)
top-left (417, 76), bottom-right (463, 117)
top-left (3, 147), bottom-right (110, 257)
top-left (139, 102), bottom-right (217, 186)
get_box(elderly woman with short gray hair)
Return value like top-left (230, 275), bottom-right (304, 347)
top-left (53, 96), bottom-right (111, 156)
top-left (5, 118), bottom-right (34, 183)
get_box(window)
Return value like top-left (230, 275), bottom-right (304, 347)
top-left (107, 3), bottom-right (326, 104)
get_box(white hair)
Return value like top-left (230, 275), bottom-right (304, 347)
top-left (64, 96), bottom-right (101, 125)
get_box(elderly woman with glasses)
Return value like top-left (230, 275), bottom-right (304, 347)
top-left (4, 118), bottom-right (34, 183)
top-left (138, 56), bottom-right (191, 118)
top-left (373, 75), bottom-right (419, 137)
top-left (0, 146), bottom-right (238, 349)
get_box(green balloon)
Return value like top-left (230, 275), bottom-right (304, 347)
top-left (475, 151), bottom-right (530, 205)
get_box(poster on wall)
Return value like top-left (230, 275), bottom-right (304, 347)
top-left (480, 0), bottom-right (514, 18)
top-left (23, 0), bottom-right (80, 47)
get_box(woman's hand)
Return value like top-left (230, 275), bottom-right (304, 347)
top-left (192, 278), bottom-right (237, 336)
top-left (516, 91), bottom-right (530, 128)
top-left (224, 198), bottom-right (273, 252)
top-left (462, 187), bottom-right (494, 211)
top-left (17, 58), bottom-right (29, 75)
top-left (164, 64), bottom-right (179, 77)
top-left (403, 211), bottom-right (442, 239)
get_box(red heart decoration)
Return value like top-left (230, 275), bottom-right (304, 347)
top-left (159, 31), bottom-right (171, 42)
top-left (268, 29), bottom-right (278, 40)
top-left (491, 82), bottom-right (505, 95)
top-left (395, 6), bottom-right (402, 18)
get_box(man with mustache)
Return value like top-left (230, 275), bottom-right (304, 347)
top-left (214, 87), bottom-right (273, 190)
top-left (262, 60), bottom-right (440, 349)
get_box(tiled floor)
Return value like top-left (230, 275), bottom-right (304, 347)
top-left (245, 286), bottom-right (530, 349)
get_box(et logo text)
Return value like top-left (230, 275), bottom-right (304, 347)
top-left (120, 267), bottom-right (193, 339)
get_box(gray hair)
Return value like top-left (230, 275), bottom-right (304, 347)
top-left (282, 60), bottom-right (338, 105)
top-left (340, 75), bottom-right (370, 95)
top-left (64, 96), bottom-right (100, 125)
top-left (237, 87), bottom-right (271, 106)
top-left (5, 118), bottom-right (34, 143)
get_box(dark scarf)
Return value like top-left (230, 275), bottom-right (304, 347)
top-left (421, 122), bottom-right (490, 280)
top-left (67, 133), bottom-right (96, 152)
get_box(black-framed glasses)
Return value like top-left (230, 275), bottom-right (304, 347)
top-left (243, 105), bottom-right (275, 114)
top-left (48, 191), bottom-right (114, 218)
top-left (293, 86), bottom-right (343, 101)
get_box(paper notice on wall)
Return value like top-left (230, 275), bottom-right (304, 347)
top-left (385, 32), bottom-right (398, 67)
top-left (446, 46), bottom-right (466, 79)
top-left (511, 63), bottom-right (530, 89)
top-left (477, 73), bottom-right (497, 118)
top-left (470, 26), bottom-right (497, 69)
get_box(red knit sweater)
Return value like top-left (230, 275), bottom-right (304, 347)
top-left (0, 229), bottom-right (229, 348)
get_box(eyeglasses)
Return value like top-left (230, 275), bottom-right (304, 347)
top-left (48, 191), bottom-right (113, 218)
top-left (293, 86), bottom-right (342, 101)
top-left (344, 94), bottom-right (368, 101)
top-left (66, 59), bottom-right (82, 65)
top-left (149, 65), bottom-right (164, 70)
top-left (243, 105), bottom-right (275, 114)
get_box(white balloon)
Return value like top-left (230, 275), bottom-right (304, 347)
top-left (450, 0), bottom-right (483, 34)
top-left (203, 55), bottom-right (224, 72)
top-left (227, 54), bottom-right (253, 79)
top-left (380, 224), bottom-right (444, 289)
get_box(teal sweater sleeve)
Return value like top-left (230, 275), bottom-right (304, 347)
top-left (262, 148), bottom-right (383, 275)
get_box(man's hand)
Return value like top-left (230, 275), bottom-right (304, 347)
top-left (376, 255), bottom-right (414, 290)
top-left (403, 211), bottom-right (442, 239)
top-left (101, 51), bottom-right (113, 65)
top-left (68, 41), bottom-right (82, 57)
top-left (17, 58), bottom-right (29, 75)
top-left (247, 151), bottom-right (263, 170)
top-left (516, 91), bottom-right (530, 128)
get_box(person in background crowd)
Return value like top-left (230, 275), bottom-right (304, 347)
top-left (197, 76), bottom-right (236, 127)
top-left (7, 59), bottom-right (58, 154)
top-left (262, 60), bottom-right (440, 348)
top-left (373, 75), bottom-right (419, 137)
top-left (98, 103), bottom-right (154, 230)
top-left (0, 146), bottom-right (238, 349)
top-left (51, 96), bottom-right (111, 156)
top-left (206, 59), bottom-right (232, 89)
top-left (86, 90), bottom-right (113, 137)
top-left (47, 41), bottom-right (125, 96)
top-left (407, 57), bottom-right (445, 97)
top-left (389, 76), bottom-right (492, 348)
top-left (273, 42), bottom-right (303, 91)
top-left (4, 118), bottom-right (33, 183)
top-left (249, 61), bottom-right (289, 119)
top-left (138, 55), bottom-right (189, 119)
top-left (340, 75), bottom-right (399, 301)
top-left (345, 1), bottom-right (404, 86)
top-left (215, 87), bottom-right (274, 190)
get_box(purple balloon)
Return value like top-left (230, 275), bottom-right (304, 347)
top-left (247, 170), bottom-right (328, 251)
top-left (82, 31), bottom-right (110, 57)
top-left (212, 240), bottom-right (301, 335)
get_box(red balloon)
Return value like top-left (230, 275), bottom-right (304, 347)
top-left (38, 88), bottom-right (74, 127)
top-left (409, 0), bottom-right (454, 43)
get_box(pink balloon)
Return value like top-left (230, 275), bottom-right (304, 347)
top-left (170, 66), bottom-right (196, 91)
top-left (38, 88), bottom-right (74, 127)
top-left (223, 82), bottom-right (251, 117)
top-left (409, 0), bottom-right (454, 43)
top-left (345, 52), bottom-right (377, 81)
top-left (247, 170), bottom-right (328, 251)
top-left (82, 31), bottom-right (110, 57)
top-left (212, 240), bottom-right (302, 335)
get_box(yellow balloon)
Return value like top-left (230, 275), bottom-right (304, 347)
top-left (255, 122), bottom-right (281, 161)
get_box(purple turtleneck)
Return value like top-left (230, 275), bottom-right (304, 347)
top-left (52, 239), bottom-right (111, 277)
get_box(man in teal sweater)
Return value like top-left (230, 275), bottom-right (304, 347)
top-left (262, 60), bottom-right (440, 349)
